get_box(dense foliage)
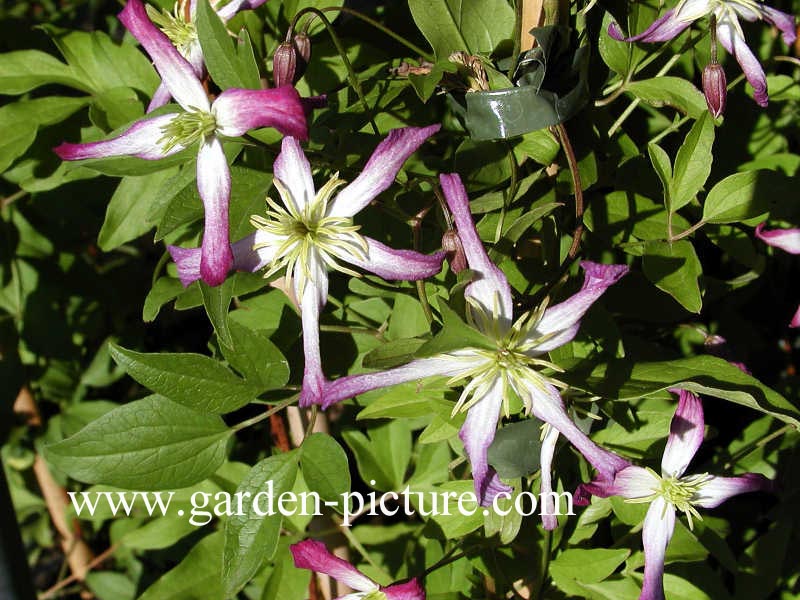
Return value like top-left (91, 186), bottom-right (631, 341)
top-left (2, 0), bottom-right (800, 599)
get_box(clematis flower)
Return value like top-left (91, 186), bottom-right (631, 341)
top-left (168, 125), bottom-right (446, 406)
top-left (755, 223), bottom-right (800, 327)
top-left (314, 173), bottom-right (630, 526)
top-left (145, 0), bottom-right (267, 110)
top-left (54, 0), bottom-right (307, 287)
top-left (609, 0), bottom-right (797, 106)
top-left (291, 539), bottom-right (425, 600)
top-left (581, 389), bottom-right (773, 600)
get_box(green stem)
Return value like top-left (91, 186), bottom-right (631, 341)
top-left (320, 6), bottom-right (432, 61)
top-left (420, 548), bottom-right (469, 578)
top-left (608, 52), bottom-right (682, 136)
top-left (303, 405), bottom-right (318, 441)
top-left (0, 189), bottom-right (27, 209)
top-left (669, 219), bottom-right (706, 242)
top-left (290, 7), bottom-right (379, 135)
top-left (510, 0), bottom-right (524, 80)
top-left (151, 250), bottom-right (171, 287)
top-left (333, 514), bottom-right (391, 578)
top-left (534, 529), bottom-right (553, 600)
top-left (232, 395), bottom-right (298, 432)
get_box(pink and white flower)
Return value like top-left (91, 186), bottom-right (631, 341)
top-left (755, 223), bottom-right (800, 327)
top-left (580, 389), bottom-right (773, 600)
top-left (291, 539), bottom-right (425, 600)
top-left (313, 173), bottom-right (631, 525)
top-left (145, 0), bottom-right (268, 110)
top-left (54, 0), bottom-right (307, 287)
top-left (168, 126), bottom-right (446, 406)
top-left (609, 0), bottom-right (796, 106)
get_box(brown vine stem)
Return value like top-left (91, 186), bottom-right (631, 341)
top-left (554, 123), bottom-right (584, 259)
top-left (14, 387), bottom-right (95, 593)
top-left (411, 202), bottom-right (435, 325)
top-left (40, 545), bottom-right (120, 600)
top-left (0, 189), bottom-right (27, 209)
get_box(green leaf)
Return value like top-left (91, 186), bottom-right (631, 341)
top-left (343, 420), bottom-right (412, 491)
top-left (45, 396), bottom-right (231, 490)
top-left (109, 343), bottom-right (261, 414)
top-left (300, 433), bottom-right (351, 510)
top-left (702, 171), bottom-right (768, 224)
top-left (221, 320), bottom-right (290, 391)
top-left (416, 300), bottom-right (495, 357)
top-left (357, 384), bottom-right (452, 420)
top-left (627, 77), bottom-right (706, 118)
top-left (196, 0), bottom-right (260, 90)
top-left (143, 277), bottom-right (185, 322)
top-left (89, 86), bottom-right (145, 130)
top-left (488, 419), bottom-right (543, 478)
top-left (98, 168), bottom-right (178, 251)
top-left (0, 49), bottom-right (88, 94)
top-left (598, 13), bottom-right (629, 75)
top-left (43, 26), bottom-right (158, 94)
top-left (0, 97), bottom-right (89, 172)
top-left (671, 112), bottom-right (714, 212)
top-left (647, 142), bottom-right (672, 211)
top-left (138, 532), bottom-right (225, 600)
top-left (362, 338), bottom-right (427, 370)
top-left (550, 548), bottom-right (630, 586)
top-left (642, 240), bottom-right (703, 312)
top-left (223, 451), bottom-right (299, 597)
top-left (561, 356), bottom-right (800, 428)
top-left (200, 279), bottom-right (234, 349)
top-left (408, 0), bottom-right (514, 59)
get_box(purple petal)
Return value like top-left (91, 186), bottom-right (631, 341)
top-left (119, 0), bottom-right (208, 112)
top-left (762, 6), bottom-right (797, 46)
top-left (608, 9), bottom-right (692, 43)
top-left (212, 86), bottom-right (308, 140)
top-left (692, 473), bottom-right (774, 509)
top-left (319, 357), bottom-right (462, 409)
top-left (274, 136), bottom-right (315, 212)
top-left (459, 379), bottom-right (512, 506)
top-left (297, 255), bottom-right (329, 408)
top-left (661, 389), bottom-right (704, 478)
top-left (290, 540), bottom-right (377, 592)
top-left (527, 261), bottom-right (628, 354)
top-left (717, 19), bottom-right (768, 106)
top-left (640, 498), bottom-right (675, 600)
top-left (168, 245), bottom-right (202, 287)
top-left (215, 0), bottom-right (267, 21)
top-left (791, 304), bottom-right (800, 328)
top-left (196, 136), bottom-right (233, 286)
top-left (343, 237), bottom-right (445, 281)
top-left (383, 579), bottom-right (426, 600)
top-left (54, 114), bottom-right (180, 161)
top-left (755, 223), bottom-right (800, 254)
top-left (440, 173), bottom-right (514, 323)
top-left (168, 233), bottom-right (271, 287)
top-left (329, 125), bottom-right (441, 218)
top-left (528, 380), bottom-right (630, 480)
top-left (539, 425), bottom-right (560, 530)
top-left (148, 82), bottom-right (173, 112)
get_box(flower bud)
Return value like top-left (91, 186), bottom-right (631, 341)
top-left (702, 62), bottom-right (727, 118)
top-left (273, 41), bottom-right (297, 88)
top-left (293, 32), bottom-right (311, 65)
top-left (442, 230), bottom-right (467, 273)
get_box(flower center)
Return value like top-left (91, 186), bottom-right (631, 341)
top-left (159, 108), bottom-right (217, 152)
top-left (446, 339), bottom-right (564, 418)
top-left (250, 174), bottom-right (368, 296)
top-left (146, 1), bottom-right (198, 56)
top-left (626, 468), bottom-right (714, 529)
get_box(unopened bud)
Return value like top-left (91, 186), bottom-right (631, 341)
top-left (702, 62), bottom-right (727, 118)
top-left (294, 32), bottom-right (311, 65)
top-left (442, 230), bottom-right (467, 273)
top-left (273, 41), bottom-right (297, 88)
